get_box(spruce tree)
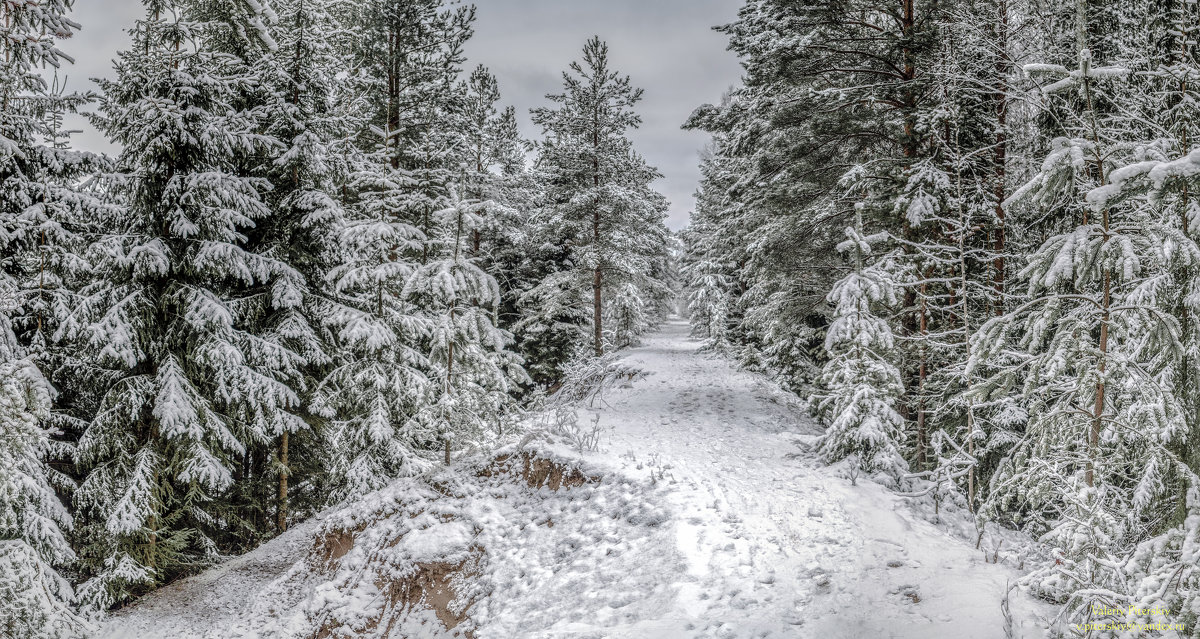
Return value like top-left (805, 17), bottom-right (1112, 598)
top-left (0, 325), bottom-right (86, 639)
top-left (314, 0), bottom-right (474, 498)
top-left (74, 0), bottom-right (307, 607)
top-left (813, 214), bottom-right (907, 478)
top-left (404, 191), bottom-right (527, 464)
top-left (0, 0), bottom-right (93, 633)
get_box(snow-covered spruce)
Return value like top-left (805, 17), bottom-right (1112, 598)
top-left (402, 191), bottom-right (529, 464)
top-left (73, 0), bottom-right (307, 608)
top-left (0, 0), bottom-right (98, 634)
top-left (0, 358), bottom-right (88, 639)
top-left (812, 218), bottom-right (908, 479)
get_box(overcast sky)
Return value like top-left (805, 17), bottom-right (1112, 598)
top-left (61, 0), bottom-right (745, 230)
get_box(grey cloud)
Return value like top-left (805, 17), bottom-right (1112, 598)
top-left (62, 0), bottom-right (745, 230)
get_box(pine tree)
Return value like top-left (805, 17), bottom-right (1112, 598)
top-left (312, 0), bottom-right (476, 499)
top-left (971, 41), bottom-right (1199, 626)
top-left (315, 143), bottom-right (431, 500)
top-left (241, 0), bottom-right (356, 534)
top-left (531, 37), bottom-right (670, 359)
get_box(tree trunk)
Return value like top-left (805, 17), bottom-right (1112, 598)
top-left (1089, 268), bottom-right (1109, 488)
top-left (900, 0), bottom-right (917, 158)
top-left (593, 264), bottom-right (603, 356)
top-left (592, 120), bottom-right (604, 356)
top-left (897, 0), bottom-right (920, 445)
top-left (473, 150), bottom-right (484, 253)
top-left (277, 431), bottom-right (289, 533)
top-left (992, 0), bottom-right (1009, 317)
top-left (916, 276), bottom-right (929, 470)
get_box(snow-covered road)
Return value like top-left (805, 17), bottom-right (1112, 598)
top-left (595, 319), bottom-right (1049, 638)
top-left (99, 319), bottom-right (1052, 639)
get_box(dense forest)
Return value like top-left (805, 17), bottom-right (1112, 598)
top-left (11, 0), bottom-right (1200, 637)
top-left (682, 0), bottom-right (1200, 635)
top-left (1, 0), bottom-right (671, 635)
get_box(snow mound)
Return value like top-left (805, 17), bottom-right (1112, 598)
top-left (99, 445), bottom-right (684, 639)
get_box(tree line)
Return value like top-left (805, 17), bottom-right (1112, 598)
top-left (683, 0), bottom-right (1200, 634)
top-left (0, 1), bottom-right (672, 635)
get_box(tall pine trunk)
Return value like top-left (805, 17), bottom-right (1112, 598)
top-left (592, 124), bottom-right (603, 356)
top-left (991, 0), bottom-right (1009, 317)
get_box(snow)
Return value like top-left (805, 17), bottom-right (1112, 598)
top-left (97, 319), bottom-right (1052, 638)
top-left (93, 514), bottom-right (323, 639)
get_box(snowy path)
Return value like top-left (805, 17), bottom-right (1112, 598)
top-left (593, 319), bottom-right (1048, 638)
top-left (98, 319), bottom-right (1051, 639)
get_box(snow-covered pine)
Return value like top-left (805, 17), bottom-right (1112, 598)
top-left (459, 65), bottom-right (501, 203)
top-left (311, 0), bottom-right (478, 499)
top-left (448, 68), bottom-right (549, 396)
top-left (679, 128), bottom-right (745, 358)
top-left (683, 256), bottom-right (731, 348)
top-left (971, 41), bottom-right (1200, 632)
top-left (497, 118), bottom-right (590, 388)
top-left (531, 37), bottom-right (671, 359)
top-left (0, 0), bottom-right (106, 445)
top-left (813, 210), bottom-right (907, 479)
top-left (0, 0), bottom-right (89, 344)
top-left (510, 258), bottom-right (591, 388)
top-left (608, 281), bottom-right (649, 350)
top-left (73, 0), bottom-right (308, 608)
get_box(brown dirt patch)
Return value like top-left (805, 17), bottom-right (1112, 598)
top-left (310, 454), bottom-right (595, 638)
top-left (315, 528), bottom-right (357, 568)
top-left (480, 452), bottom-right (596, 491)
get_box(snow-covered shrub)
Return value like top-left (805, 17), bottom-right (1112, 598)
top-left (536, 407), bottom-right (602, 454)
top-left (551, 353), bottom-right (645, 409)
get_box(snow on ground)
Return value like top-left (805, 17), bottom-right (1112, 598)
top-left (588, 319), bottom-right (1053, 638)
top-left (96, 515), bottom-right (326, 639)
top-left (99, 318), bottom-right (1053, 638)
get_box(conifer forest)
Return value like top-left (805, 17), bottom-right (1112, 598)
top-left (7, 0), bottom-right (1200, 638)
